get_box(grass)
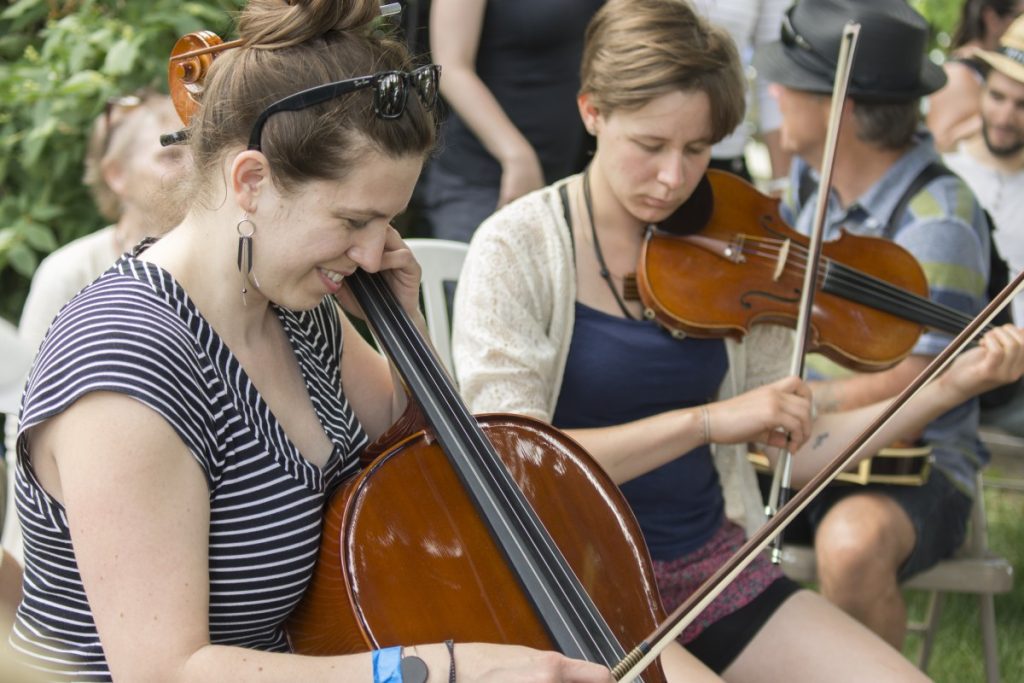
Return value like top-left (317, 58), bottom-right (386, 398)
top-left (900, 453), bottom-right (1024, 681)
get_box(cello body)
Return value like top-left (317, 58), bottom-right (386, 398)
top-left (287, 413), bottom-right (667, 683)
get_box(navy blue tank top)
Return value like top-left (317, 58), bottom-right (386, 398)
top-left (552, 303), bottom-right (728, 561)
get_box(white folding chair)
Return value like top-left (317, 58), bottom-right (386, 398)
top-left (778, 471), bottom-right (1012, 683)
top-left (405, 238), bottom-right (469, 376)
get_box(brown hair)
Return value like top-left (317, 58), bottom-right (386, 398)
top-left (953, 0), bottom-right (1022, 48)
top-left (189, 0), bottom-right (435, 195)
top-left (83, 90), bottom-right (176, 221)
top-left (580, 0), bottom-right (745, 143)
top-left (852, 100), bottom-right (921, 151)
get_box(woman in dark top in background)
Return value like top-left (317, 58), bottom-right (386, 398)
top-left (424, 0), bottom-right (603, 242)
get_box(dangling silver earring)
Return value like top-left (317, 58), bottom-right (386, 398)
top-left (236, 214), bottom-right (261, 305)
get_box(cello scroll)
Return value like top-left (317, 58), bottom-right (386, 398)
top-left (160, 31), bottom-right (242, 146)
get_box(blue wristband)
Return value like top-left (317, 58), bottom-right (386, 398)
top-left (373, 646), bottom-right (403, 683)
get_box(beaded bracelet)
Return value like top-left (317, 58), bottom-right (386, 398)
top-left (445, 640), bottom-right (456, 683)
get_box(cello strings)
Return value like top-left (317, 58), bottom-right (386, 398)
top-left (361, 274), bottom-right (619, 659)
top-left (357, 273), bottom-right (628, 663)
top-left (378, 278), bottom-right (631, 663)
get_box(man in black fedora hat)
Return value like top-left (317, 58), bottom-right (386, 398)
top-left (754, 0), bottom-right (995, 650)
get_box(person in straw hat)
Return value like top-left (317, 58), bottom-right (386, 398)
top-left (944, 14), bottom-right (1024, 439)
top-left (946, 14), bottom-right (1024, 337)
top-left (755, 0), bottom-right (1002, 650)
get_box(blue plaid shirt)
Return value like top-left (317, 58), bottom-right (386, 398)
top-left (783, 131), bottom-right (990, 495)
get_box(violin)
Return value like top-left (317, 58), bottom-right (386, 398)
top-left (637, 169), bottom-right (992, 373)
top-left (164, 31), bottom-right (668, 679)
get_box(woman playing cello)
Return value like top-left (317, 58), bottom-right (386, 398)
top-left (451, 0), bottom-right (1024, 680)
top-left (7, 0), bottom-right (620, 680)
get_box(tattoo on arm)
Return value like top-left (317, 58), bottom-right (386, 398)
top-left (812, 432), bottom-right (829, 450)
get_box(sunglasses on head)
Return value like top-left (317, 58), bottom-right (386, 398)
top-left (247, 64), bottom-right (440, 151)
top-left (780, 7), bottom-right (835, 67)
top-left (102, 94), bottom-right (144, 156)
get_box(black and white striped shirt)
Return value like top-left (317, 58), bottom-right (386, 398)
top-left (11, 253), bottom-right (367, 680)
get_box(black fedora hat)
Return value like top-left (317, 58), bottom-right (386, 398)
top-left (753, 0), bottom-right (946, 102)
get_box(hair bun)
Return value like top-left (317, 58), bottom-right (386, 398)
top-left (238, 0), bottom-right (379, 50)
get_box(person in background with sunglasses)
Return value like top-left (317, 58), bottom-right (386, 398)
top-left (0, 89), bottom-right (188, 637)
top-left (452, 0), bottom-right (1024, 680)
top-left (754, 0), bottom-right (1000, 652)
top-left (5, 1), bottom-right (618, 681)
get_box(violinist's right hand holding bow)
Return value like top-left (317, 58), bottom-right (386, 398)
top-left (702, 375), bottom-right (813, 452)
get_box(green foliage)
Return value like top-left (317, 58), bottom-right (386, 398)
top-left (912, 0), bottom-right (968, 54)
top-left (913, 0), bottom-right (963, 37)
top-left (0, 0), bottom-right (243, 323)
top-left (903, 475), bottom-right (1024, 681)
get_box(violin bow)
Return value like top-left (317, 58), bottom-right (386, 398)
top-left (613, 265), bottom-right (1024, 681)
top-left (765, 22), bottom-right (861, 564)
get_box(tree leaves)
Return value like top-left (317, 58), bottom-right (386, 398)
top-left (103, 36), bottom-right (142, 76)
top-left (0, 0), bottom-right (243, 322)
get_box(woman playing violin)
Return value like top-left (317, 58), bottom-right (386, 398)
top-left (451, 0), bottom-right (1024, 680)
top-left (8, 1), bottom-right (617, 681)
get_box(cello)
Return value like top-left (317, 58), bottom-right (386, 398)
top-left (284, 271), bottom-right (667, 676)
top-left (164, 30), bottom-right (668, 679)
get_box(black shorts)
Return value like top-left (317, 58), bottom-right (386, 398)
top-left (778, 469), bottom-right (973, 580)
top-left (685, 576), bottom-right (801, 673)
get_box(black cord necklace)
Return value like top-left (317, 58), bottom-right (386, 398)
top-left (582, 166), bottom-right (637, 320)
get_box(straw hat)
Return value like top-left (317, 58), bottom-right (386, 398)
top-left (975, 14), bottom-right (1024, 84)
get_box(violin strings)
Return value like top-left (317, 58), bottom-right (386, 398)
top-left (789, 248), bottom-right (980, 333)
top-left (358, 273), bottom-right (627, 663)
top-left (824, 262), bottom-right (978, 332)
top-left (725, 235), bottom-right (979, 335)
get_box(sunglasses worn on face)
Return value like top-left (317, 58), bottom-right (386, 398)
top-left (780, 7), bottom-right (835, 67)
top-left (247, 64), bottom-right (440, 151)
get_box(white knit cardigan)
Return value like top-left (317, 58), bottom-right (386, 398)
top-left (452, 175), bottom-right (796, 534)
